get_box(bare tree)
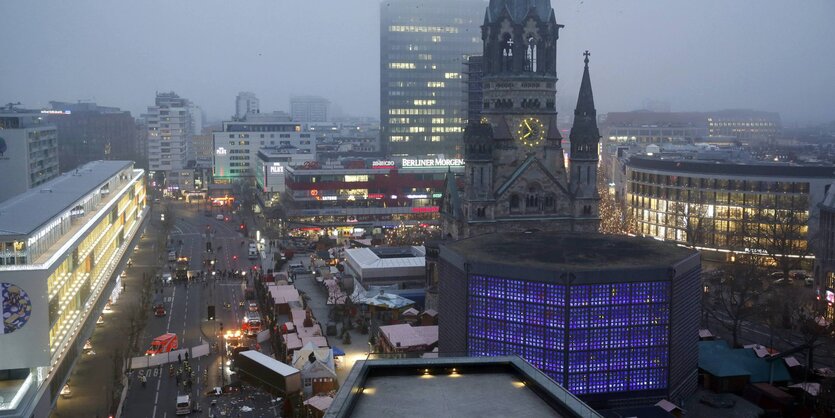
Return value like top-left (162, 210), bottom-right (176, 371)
top-left (706, 251), bottom-right (768, 347)
top-left (746, 195), bottom-right (813, 278)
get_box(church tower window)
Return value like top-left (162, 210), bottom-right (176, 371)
top-left (501, 34), bottom-right (514, 72)
top-left (525, 36), bottom-right (537, 72)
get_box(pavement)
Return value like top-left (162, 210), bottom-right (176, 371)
top-left (52, 208), bottom-right (159, 418)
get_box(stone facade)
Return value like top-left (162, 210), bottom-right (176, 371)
top-left (442, 0), bottom-right (600, 239)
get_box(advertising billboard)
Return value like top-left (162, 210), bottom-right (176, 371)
top-left (0, 269), bottom-right (50, 369)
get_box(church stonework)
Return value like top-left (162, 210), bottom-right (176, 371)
top-left (441, 0), bottom-right (601, 239)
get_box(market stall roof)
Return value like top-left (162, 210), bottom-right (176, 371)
top-left (303, 395), bottom-right (334, 412)
top-left (379, 324), bottom-right (438, 349)
top-left (344, 246), bottom-right (425, 279)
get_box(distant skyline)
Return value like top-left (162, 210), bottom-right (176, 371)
top-left (1, 0), bottom-right (834, 125)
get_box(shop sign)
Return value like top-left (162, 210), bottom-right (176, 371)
top-left (372, 160), bottom-right (396, 169)
top-left (269, 164), bottom-right (284, 174)
top-left (411, 206), bottom-right (440, 213)
top-left (402, 158), bottom-right (464, 168)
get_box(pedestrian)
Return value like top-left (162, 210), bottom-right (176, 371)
top-left (178, 353), bottom-right (182, 363)
top-left (185, 351), bottom-right (189, 361)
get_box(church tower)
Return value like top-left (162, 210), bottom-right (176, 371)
top-left (442, 0), bottom-right (600, 238)
top-left (568, 51), bottom-right (601, 221)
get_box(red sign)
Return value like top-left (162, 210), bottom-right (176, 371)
top-left (368, 193), bottom-right (384, 199)
top-left (411, 206), bottom-right (439, 213)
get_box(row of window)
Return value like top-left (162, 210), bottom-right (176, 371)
top-left (469, 276), bottom-right (669, 306)
top-left (631, 172), bottom-right (810, 194)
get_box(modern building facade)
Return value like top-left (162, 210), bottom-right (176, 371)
top-left (236, 92), bottom-right (260, 120)
top-left (0, 160), bottom-right (147, 417)
top-left (212, 119), bottom-right (313, 182)
top-left (604, 110), bottom-right (781, 144)
top-left (0, 112), bottom-right (60, 203)
top-left (290, 96), bottom-right (330, 123)
top-left (380, 0), bottom-right (484, 157)
top-left (438, 232), bottom-right (701, 408)
top-left (46, 102), bottom-right (138, 173)
top-left (625, 156), bottom-right (834, 263)
top-left (145, 92), bottom-right (195, 172)
top-left (442, 1), bottom-right (601, 239)
top-left (816, 183), bottom-right (835, 296)
top-left (253, 146), bottom-right (317, 208)
top-left (464, 55), bottom-right (484, 124)
top-left (281, 158), bottom-right (463, 235)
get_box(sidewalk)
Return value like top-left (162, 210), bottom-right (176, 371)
top-left (53, 212), bottom-right (164, 418)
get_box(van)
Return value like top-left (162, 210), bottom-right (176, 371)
top-left (289, 262), bottom-right (305, 274)
top-left (145, 333), bottom-right (178, 355)
top-left (168, 251), bottom-right (177, 262)
top-left (175, 395), bottom-right (192, 415)
top-left (248, 244), bottom-right (258, 260)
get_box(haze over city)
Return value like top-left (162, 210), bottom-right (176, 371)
top-left (2, 0), bottom-right (834, 124)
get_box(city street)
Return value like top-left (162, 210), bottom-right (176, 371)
top-left (120, 199), bottom-right (261, 418)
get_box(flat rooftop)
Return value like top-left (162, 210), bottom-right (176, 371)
top-left (326, 356), bottom-right (600, 418)
top-left (0, 160), bottom-right (133, 237)
top-left (444, 232), bottom-right (696, 271)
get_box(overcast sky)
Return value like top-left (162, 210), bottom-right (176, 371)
top-left (1, 0), bottom-right (833, 125)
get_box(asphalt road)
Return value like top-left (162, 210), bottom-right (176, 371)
top-left (122, 200), bottom-right (258, 418)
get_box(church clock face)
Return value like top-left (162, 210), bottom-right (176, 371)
top-left (515, 116), bottom-right (545, 147)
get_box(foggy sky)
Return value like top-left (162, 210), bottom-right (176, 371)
top-left (1, 0), bottom-right (834, 125)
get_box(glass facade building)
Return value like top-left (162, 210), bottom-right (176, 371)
top-left (380, 0), bottom-right (484, 157)
top-left (625, 157), bottom-right (832, 262)
top-left (0, 160), bottom-right (147, 417)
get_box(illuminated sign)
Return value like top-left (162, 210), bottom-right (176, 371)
top-left (411, 206), bottom-right (439, 213)
top-left (406, 194), bottom-right (428, 199)
top-left (432, 193), bottom-right (443, 198)
top-left (40, 110), bottom-right (71, 115)
top-left (320, 196), bottom-right (337, 201)
top-left (216, 147), bottom-right (228, 155)
top-left (372, 160), bottom-right (396, 169)
top-left (269, 164), bottom-right (284, 174)
top-left (310, 189), bottom-right (319, 196)
top-left (402, 158), bottom-right (464, 168)
top-left (368, 193), bottom-right (384, 199)
top-left (827, 290), bottom-right (835, 305)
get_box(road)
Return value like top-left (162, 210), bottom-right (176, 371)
top-left (121, 200), bottom-right (259, 418)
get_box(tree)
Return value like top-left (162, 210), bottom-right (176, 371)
top-left (666, 196), bottom-right (715, 250)
top-left (706, 251), bottom-right (767, 347)
top-left (745, 195), bottom-right (813, 278)
top-left (778, 286), bottom-right (835, 369)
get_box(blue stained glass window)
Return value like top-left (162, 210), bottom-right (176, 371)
top-left (469, 338), bottom-right (486, 356)
top-left (632, 282), bottom-right (651, 304)
top-left (544, 327), bottom-right (564, 350)
top-left (507, 322), bottom-right (525, 345)
top-left (591, 284), bottom-right (611, 306)
top-left (485, 276), bottom-right (505, 298)
top-left (527, 281), bottom-right (547, 304)
top-left (588, 350), bottom-right (609, 372)
top-left (469, 296), bottom-right (487, 318)
top-left (525, 346), bottom-right (545, 368)
top-left (611, 327), bottom-right (630, 349)
top-left (630, 304), bottom-right (651, 325)
top-left (631, 326), bottom-right (651, 347)
top-left (570, 285), bottom-right (591, 307)
top-left (589, 328), bottom-right (609, 350)
top-left (469, 275), bottom-right (487, 296)
top-left (546, 283), bottom-right (565, 306)
top-left (506, 300), bottom-right (525, 323)
top-left (650, 325), bottom-right (669, 346)
top-left (543, 348), bottom-right (562, 371)
top-left (526, 302), bottom-right (545, 326)
top-left (569, 351), bottom-right (589, 373)
top-left (588, 372), bottom-right (609, 393)
top-left (610, 349), bottom-right (630, 371)
top-left (650, 281), bottom-right (669, 303)
top-left (569, 329), bottom-right (588, 351)
top-left (589, 306), bottom-right (609, 328)
top-left (485, 339), bottom-right (505, 355)
top-left (545, 306), bottom-right (564, 328)
top-left (612, 283), bottom-right (631, 305)
top-left (506, 279), bottom-right (525, 301)
top-left (609, 370), bottom-right (629, 392)
top-left (546, 370), bottom-right (564, 386)
top-left (649, 346), bottom-right (668, 368)
top-left (506, 343), bottom-right (524, 357)
top-left (610, 305), bottom-right (630, 327)
top-left (650, 303), bottom-right (669, 325)
top-left (629, 369), bottom-right (650, 391)
top-left (647, 368), bottom-right (667, 389)
top-left (486, 298), bottom-right (505, 321)
top-left (524, 324), bottom-right (544, 347)
top-left (468, 317), bottom-right (485, 338)
top-left (568, 373), bottom-right (589, 394)
top-left (485, 319), bottom-right (505, 341)
top-left (570, 307), bottom-right (590, 329)
top-left (630, 348), bottom-right (650, 369)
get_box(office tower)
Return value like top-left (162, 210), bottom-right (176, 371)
top-left (236, 91), bottom-right (260, 120)
top-left (290, 96), bottom-right (330, 123)
top-left (0, 111), bottom-right (59, 203)
top-left (380, 0), bottom-right (484, 157)
top-left (145, 92), bottom-right (194, 172)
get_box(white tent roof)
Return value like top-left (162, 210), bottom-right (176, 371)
top-left (344, 246), bottom-right (425, 279)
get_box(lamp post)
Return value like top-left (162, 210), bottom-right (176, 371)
top-left (219, 322), bottom-right (224, 386)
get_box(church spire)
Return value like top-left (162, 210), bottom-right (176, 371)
top-left (569, 50), bottom-right (600, 159)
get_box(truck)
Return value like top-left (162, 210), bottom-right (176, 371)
top-left (234, 350), bottom-right (301, 396)
top-left (153, 296), bottom-right (166, 317)
top-left (145, 333), bottom-right (178, 355)
top-left (242, 311), bottom-right (262, 336)
top-left (175, 256), bottom-right (190, 281)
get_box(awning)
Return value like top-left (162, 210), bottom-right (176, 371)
top-left (332, 346), bottom-right (346, 356)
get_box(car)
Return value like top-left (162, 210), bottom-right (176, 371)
top-left (216, 214), bottom-right (224, 220)
top-left (60, 384), bottom-right (72, 399)
top-left (120, 271), bottom-right (127, 278)
top-left (162, 273), bottom-right (173, 283)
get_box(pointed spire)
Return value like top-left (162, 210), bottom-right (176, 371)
top-left (575, 50), bottom-right (596, 116)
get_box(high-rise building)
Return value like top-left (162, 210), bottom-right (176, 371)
top-left (145, 92), bottom-right (194, 172)
top-left (464, 55), bottom-right (484, 124)
top-left (380, 0), bottom-right (484, 157)
top-left (45, 101), bottom-right (138, 172)
top-left (236, 92), bottom-right (260, 120)
top-left (0, 160), bottom-right (147, 417)
top-left (0, 111), bottom-right (59, 203)
top-left (441, 0), bottom-right (600, 239)
top-left (290, 96), bottom-right (330, 123)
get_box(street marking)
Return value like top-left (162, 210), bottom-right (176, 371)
top-left (166, 286), bottom-right (176, 332)
top-left (165, 297), bottom-right (173, 302)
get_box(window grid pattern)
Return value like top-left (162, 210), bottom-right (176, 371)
top-left (467, 275), bottom-right (670, 395)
